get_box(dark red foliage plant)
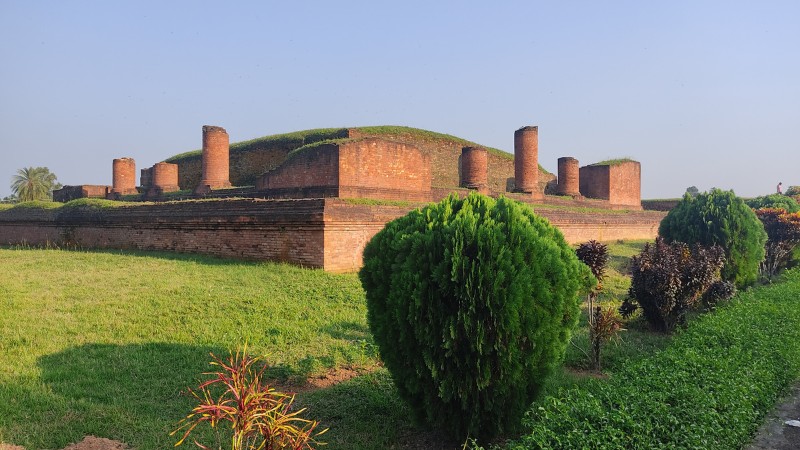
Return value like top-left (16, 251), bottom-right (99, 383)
top-left (623, 238), bottom-right (725, 333)
top-left (755, 208), bottom-right (800, 280)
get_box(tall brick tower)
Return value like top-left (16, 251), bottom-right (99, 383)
top-left (199, 125), bottom-right (231, 190)
top-left (460, 146), bottom-right (488, 193)
top-left (514, 126), bottom-right (539, 196)
top-left (111, 157), bottom-right (137, 195)
top-left (556, 157), bottom-right (581, 196)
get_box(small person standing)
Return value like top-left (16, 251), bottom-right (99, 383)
top-left (777, 182), bottom-right (783, 195)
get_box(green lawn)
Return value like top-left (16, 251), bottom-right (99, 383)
top-left (0, 249), bottom-right (377, 448)
top-left (1, 241), bottom-right (796, 449)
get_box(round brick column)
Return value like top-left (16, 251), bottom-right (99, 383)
top-left (514, 126), bottom-right (539, 194)
top-left (557, 157), bottom-right (580, 196)
top-left (200, 125), bottom-right (231, 189)
top-left (460, 146), bottom-right (488, 191)
top-left (152, 162), bottom-right (179, 192)
top-left (111, 157), bottom-right (136, 194)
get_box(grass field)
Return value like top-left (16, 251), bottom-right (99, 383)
top-left (1, 241), bottom-right (797, 449)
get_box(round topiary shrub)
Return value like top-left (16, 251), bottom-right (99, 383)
top-left (659, 188), bottom-right (767, 288)
top-left (359, 193), bottom-right (594, 442)
top-left (745, 194), bottom-right (800, 213)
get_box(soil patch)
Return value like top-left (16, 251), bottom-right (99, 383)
top-left (746, 382), bottom-right (800, 450)
top-left (273, 365), bottom-right (376, 394)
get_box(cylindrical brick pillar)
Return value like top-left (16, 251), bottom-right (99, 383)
top-left (111, 157), bottom-right (137, 194)
top-left (514, 126), bottom-right (539, 194)
top-left (152, 162), bottom-right (180, 192)
top-left (140, 167), bottom-right (153, 188)
top-left (200, 125), bottom-right (231, 189)
top-left (557, 157), bottom-right (580, 196)
top-left (460, 146), bottom-right (488, 191)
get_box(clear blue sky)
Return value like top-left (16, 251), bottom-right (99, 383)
top-left (1, 1), bottom-right (798, 199)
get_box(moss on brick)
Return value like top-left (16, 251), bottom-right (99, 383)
top-left (589, 157), bottom-right (637, 166)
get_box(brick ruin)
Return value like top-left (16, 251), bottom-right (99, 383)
top-left (36, 124), bottom-right (651, 271)
top-left (197, 125), bottom-right (231, 193)
top-left (111, 157), bottom-right (137, 195)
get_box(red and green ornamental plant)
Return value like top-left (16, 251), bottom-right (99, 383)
top-left (172, 348), bottom-right (326, 450)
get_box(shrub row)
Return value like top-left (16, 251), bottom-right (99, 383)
top-left (498, 268), bottom-right (800, 450)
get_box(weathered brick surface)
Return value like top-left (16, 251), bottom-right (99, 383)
top-left (152, 162), bottom-right (180, 192)
top-left (112, 158), bottom-right (137, 195)
top-left (460, 146), bottom-right (488, 192)
top-left (53, 185), bottom-right (110, 202)
top-left (580, 161), bottom-right (642, 209)
top-left (170, 129), bottom-right (554, 195)
top-left (256, 138), bottom-right (432, 202)
top-left (0, 199), bottom-right (663, 272)
top-left (514, 126), bottom-right (540, 196)
top-left (557, 157), bottom-right (581, 196)
top-left (140, 167), bottom-right (153, 188)
top-left (255, 144), bottom-right (339, 194)
top-left (200, 125), bottom-right (231, 189)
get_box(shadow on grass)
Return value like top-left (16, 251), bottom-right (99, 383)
top-left (300, 369), bottom-right (459, 450)
top-left (0, 342), bottom-right (227, 449)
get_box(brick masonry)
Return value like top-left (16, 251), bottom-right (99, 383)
top-left (200, 125), bottom-right (232, 190)
top-left (557, 157), bottom-right (581, 196)
top-left (514, 126), bottom-right (540, 196)
top-left (111, 158), bottom-right (137, 195)
top-left (579, 161), bottom-right (642, 209)
top-left (53, 185), bottom-right (111, 203)
top-left (152, 162), bottom-right (180, 192)
top-left (460, 146), bottom-right (489, 192)
top-left (255, 138), bottom-right (432, 202)
top-left (0, 199), bottom-right (665, 272)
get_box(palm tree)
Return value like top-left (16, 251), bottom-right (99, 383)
top-left (10, 167), bottom-right (60, 202)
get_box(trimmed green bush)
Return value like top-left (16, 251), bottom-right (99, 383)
top-left (359, 193), bottom-right (594, 442)
top-left (499, 268), bottom-right (800, 450)
top-left (659, 189), bottom-right (767, 288)
top-left (745, 194), bottom-right (800, 213)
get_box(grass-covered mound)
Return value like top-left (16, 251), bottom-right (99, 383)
top-left (162, 125), bottom-right (554, 192)
top-left (496, 268), bottom-right (800, 450)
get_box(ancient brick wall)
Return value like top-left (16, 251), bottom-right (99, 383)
top-left (460, 147), bottom-right (488, 192)
top-left (255, 144), bottom-right (340, 197)
top-left (112, 158), bottom-right (137, 195)
top-left (337, 139), bottom-right (431, 201)
top-left (0, 199), bottom-right (663, 272)
top-left (53, 185), bottom-right (110, 202)
top-left (0, 199), bottom-right (327, 268)
top-left (140, 167), bottom-right (153, 188)
top-left (580, 161), bottom-right (641, 209)
top-left (152, 162), bottom-right (180, 192)
top-left (255, 139), bottom-right (432, 202)
top-left (200, 125), bottom-right (231, 189)
top-left (557, 157), bottom-right (580, 196)
top-left (514, 126), bottom-right (540, 195)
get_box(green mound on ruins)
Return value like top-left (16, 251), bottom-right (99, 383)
top-left (163, 125), bottom-right (554, 193)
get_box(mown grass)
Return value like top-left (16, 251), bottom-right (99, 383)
top-left (495, 268), bottom-right (800, 450)
top-left (0, 249), bottom-right (375, 449)
top-left (2, 241), bottom-right (797, 449)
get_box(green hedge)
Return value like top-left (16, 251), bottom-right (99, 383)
top-left (499, 268), bottom-right (800, 449)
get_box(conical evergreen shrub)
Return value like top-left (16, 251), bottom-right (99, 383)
top-left (659, 188), bottom-right (767, 288)
top-left (359, 193), bottom-right (594, 442)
